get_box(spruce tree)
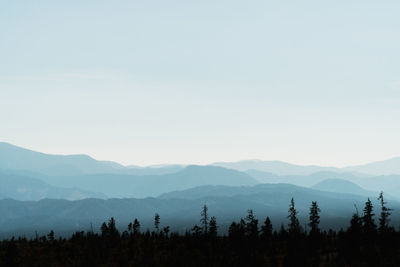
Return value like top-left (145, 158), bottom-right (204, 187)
top-left (209, 216), bottom-right (218, 237)
top-left (200, 204), bottom-right (209, 234)
top-left (133, 218), bottom-right (141, 236)
top-left (245, 209), bottom-right (259, 238)
top-left (378, 192), bottom-right (392, 233)
top-left (154, 213), bottom-right (160, 233)
top-left (288, 198), bottom-right (301, 235)
top-left (261, 217), bottom-right (273, 239)
top-left (308, 201), bottom-right (321, 235)
top-left (362, 198), bottom-right (377, 234)
top-left (348, 205), bottom-right (362, 235)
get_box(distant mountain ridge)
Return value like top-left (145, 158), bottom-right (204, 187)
top-left (2, 142), bottom-right (400, 200)
top-left (1, 183), bottom-right (399, 237)
top-left (0, 170), bottom-right (106, 201)
top-left (2, 142), bottom-right (400, 177)
top-left (213, 160), bottom-right (339, 176)
top-left (36, 165), bottom-right (258, 198)
top-left (311, 179), bottom-right (377, 197)
top-left (0, 142), bottom-right (184, 176)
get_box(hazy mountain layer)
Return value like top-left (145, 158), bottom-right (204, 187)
top-left (0, 142), bottom-right (184, 177)
top-left (311, 179), bottom-right (377, 196)
top-left (0, 171), bottom-right (106, 201)
top-left (37, 165), bottom-right (258, 198)
top-left (0, 183), bottom-right (398, 237)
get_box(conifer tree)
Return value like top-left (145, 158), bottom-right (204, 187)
top-left (209, 216), bottom-right (218, 237)
top-left (200, 204), bottom-right (209, 234)
top-left (348, 205), bottom-right (362, 234)
top-left (308, 201), bottom-right (321, 235)
top-left (192, 225), bottom-right (202, 236)
top-left (163, 226), bottom-right (170, 237)
top-left (154, 213), bottom-right (160, 233)
top-left (133, 218), bottom-right (141, 236)
top-left (362, 198), bottom-right (376, 234)
top-left (101, 222), bottom-right (109, 237)
top-left (378, 192), bottom-right (392, 233)
top-left (261, 217), bottom-right (273, 239)
top-left (245, 209), bottom-right (259, 238)
top-left (288, 198), bottom-right (301, 234)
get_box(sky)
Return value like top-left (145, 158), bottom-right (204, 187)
top-left (1, 0), bottom-right (400, 167)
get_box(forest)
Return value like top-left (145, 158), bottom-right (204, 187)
top-left (0, 192), bottom-right (399, 267)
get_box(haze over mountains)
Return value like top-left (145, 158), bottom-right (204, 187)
top-left (1, 142), bottom-right (400, 236)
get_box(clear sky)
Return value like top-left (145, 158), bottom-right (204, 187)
top-left (1, 0), bottom-right (399, 167)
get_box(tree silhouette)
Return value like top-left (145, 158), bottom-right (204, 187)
top-left (163, 226), bottom-right (170, 237)
top-left (378, 192), bottom-right (392, 233)
top-left (191, 225), bottom-right (202, 236)
top-left (288, 198), bottom-right (301, 235)
top-left (133, 218), bottom-right (140, 236)
top-left (229, 219), bottom-right (246, 239)
top-left (245, 209), bottom-right (258, 238)
top-left (308, 201), bottom-right (321, 235)
top-left (362, 198), bottom-right (376, 234)
top-left (348, 205), bottom-right (362, 235)
top-left (200, 204), bottom-right (209, 235)
top-left (260, 217), bottom-right (273, 239)
top-left (154, 213), bottom-right (160, 233)
top-left (209, 216), bottom-right (218, 237)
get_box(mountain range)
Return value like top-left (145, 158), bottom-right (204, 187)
top-left (1, 142), bottom-right (400, 236)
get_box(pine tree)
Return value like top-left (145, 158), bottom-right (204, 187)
top-left (308, 201), bottom-right (321, 235)
top-left (378, 192), bottom-right (392, 233)
top-left (245, 209), bottom-right (259, 238)
top-left (154, 213), bottom-right (160, 233)
top-left (200, 204), bottom-right (209, 234)
top-left (362, 198), bottom-right (377, 234)
top-left (101, 222), bottom-right (108, 235)
top-left (288, 198), bottom-right (301, 235)
top-left (209, 216), bottom-right (218, 237)
top-left (163, 226), bottom-right (170, 237)
top-left (260, 217), bottom-right (273, 239)
top-left (348, 205), bottom-right (362, 234)
top-left (192, 225), bottom-right (202, 236)
top-left (133, 218), bottom-right (141, 236)
top-left (229, 219), bottom-right (246, 239)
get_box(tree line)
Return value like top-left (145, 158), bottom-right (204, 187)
top-left (0, 192), bottom-right (399, 266)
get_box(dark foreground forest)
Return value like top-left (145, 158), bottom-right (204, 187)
top-left (1, 193), bottom-right (399, 267)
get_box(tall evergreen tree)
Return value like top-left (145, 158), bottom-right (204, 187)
top-left (245, 209), bottom-right (259, 238)
top-left (348, 205), bottom-right (362, 235)
top-left (209, 216), bottom-right (218, 237)
top-left (229, 219), bottom-right (246, 239)
top-left (101, 222), bottom-right (109, 237)
top-left (288, 198), bottom-right (301, 234)
top-left (378, 192), bottom-right (392, 233)
top-left (260, 217), bottom-right (273, 239)
top-left (163, 226), bottom-right (170, 237)
top-left (362, 198), bottom-right (377, 234)
top-left (133, 218), bottom-right (141, 236)
top-left (200, 204), bottom-right (209, 234)
top-left (308, 201), bottom-right (321, 234)
top-left (154, 213), bottom-right (160, 233)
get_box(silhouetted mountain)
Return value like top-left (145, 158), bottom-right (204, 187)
top-left (0, 142), bottom-right (184, 176)
top-left (344, 157), bottom-right (400, 175)
top-left (348, 174), bottom-right (400, 199)
top-left (245, 170), bottom-right (360, 187)
top-left (216, 158), bottom-right (400, 176)
top-left (0, 142), bottom-right (124, 176)
top-left (213, 160), bottom-right (339, 175)
top-left (37, 165), bottom-right (258, 198)
top-left (312, 179), bottom-right (376, 197)
top-left (1, 183), bottom-right (398, 236)
top-left (0, 171), bottom-right (106, 200)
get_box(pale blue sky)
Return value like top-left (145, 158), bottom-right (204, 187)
top-left (1, 0), bottom-right (399, 167)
